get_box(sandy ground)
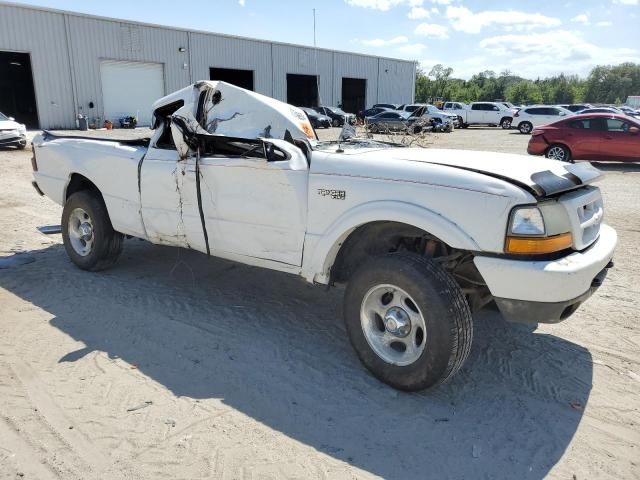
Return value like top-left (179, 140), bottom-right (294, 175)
top-left (0, 127), bottom-right (638, 480)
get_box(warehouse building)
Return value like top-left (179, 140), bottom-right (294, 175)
top-left (0, 2), bottom-right (416, 129)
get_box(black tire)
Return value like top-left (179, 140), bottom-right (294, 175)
top-left (545, 144), bottom-right (573, 163)
top-left (61, 190), bottom-right (124, 271)
top-left (518, 121), bottom-right (533, 134)
top-left (332, 119), bottom-right (340, 127)
top-left (500, 117), bottom-right (512, 129)
top-left (343, 253), bottom-right (473, 391)
top-left (17, 142), bottom-right (27, 150)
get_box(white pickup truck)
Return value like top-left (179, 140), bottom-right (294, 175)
top-left (31, 81), bottom-right (616, 391)
top-left (442, 101), bottom-right (514, 129)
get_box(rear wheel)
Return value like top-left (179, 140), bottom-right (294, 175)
top-left (519, 121), bottom-right (533, 134)
top-left (545, 144), bottom-right (573, 163)
top-left (344, 253), bottom-right (473, 391)
top-left (62, 191), bottom-right (123, 271)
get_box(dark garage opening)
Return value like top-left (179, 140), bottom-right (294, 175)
top-left (286, 74), bottom-right (319, 107)
top-left (0, 51), bottom-right (39, 128)
top-left (210, 67), bottom-right (254, 91)
top-left (342, 77), bottom-right (366, 114)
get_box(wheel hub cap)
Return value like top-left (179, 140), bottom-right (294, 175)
top-left (360, 284), bottom-right (427, 366)
top-left (384, 307), bottom-right (411, 337)
top-left (79, 222), bottom-right (93, 241)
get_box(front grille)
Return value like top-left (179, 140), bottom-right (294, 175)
top-left (559, 186), bottom-right (603, 250)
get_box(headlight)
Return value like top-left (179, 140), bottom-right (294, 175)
top-left (509, 207), bottom-right (545, 236)
top-left (505, 206), bottom-right (572, 254)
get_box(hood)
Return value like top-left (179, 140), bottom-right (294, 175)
top-left (0, 119), bottom-right (25, 131)
top-left (394, 148), bottom-right (602, 197)
top-left (314, 143), bottom-right (602, 197)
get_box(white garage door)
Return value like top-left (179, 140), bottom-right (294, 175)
top-left (100, 60), bottom-right (164, 126)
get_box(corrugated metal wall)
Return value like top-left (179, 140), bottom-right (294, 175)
top-left (190, 32), bottom-right (273, 95)
top-left (66, 15), bottom-right (190, 127)
top-left (272, 44), bottom-right (334, 105)
top-left (0, 4), bottom-right (75, 128)
top-left (333, 52), bottom-right (379, 109)
top-left (0, 2), bottom-right (416, 129)
top-left (379, 58), bottom-right (416, 104)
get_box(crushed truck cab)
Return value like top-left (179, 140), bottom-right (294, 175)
top-left (31, 81), bottom-right (616, 391)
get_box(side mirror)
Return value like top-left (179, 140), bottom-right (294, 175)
top-left (263, 142), bottom-right (277, 161)
top-left (560, 112), bottom-right (567, 116)
top-left (8, 117), bottom-right (15, 121)
top-left (630, 126), bottom-right (639, 134)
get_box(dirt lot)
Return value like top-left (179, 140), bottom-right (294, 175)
top-left (0, 127), bottom-right (638, 480)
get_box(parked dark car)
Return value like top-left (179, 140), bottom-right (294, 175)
top-left (558, 104), bottom-right (593, 113)
top-left (372, 103), bottom-right (399, 110)
top-left (527, 113), bottom-right (640, 163)
top-left (366, 110), bottom-right (411, 132)
top-left (313, 106), bottom-right (356, 127)
top-left (357, 106), bottom-right (390, 120)
top-left (575, 107), bottom-right (621, 115)
top-left (301, 107), bottom-right (332, 129)
top-left (618, 106), bottom-right (640, 119)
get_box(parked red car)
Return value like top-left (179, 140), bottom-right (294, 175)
top-left (527, 113), bottom-right (640, 162)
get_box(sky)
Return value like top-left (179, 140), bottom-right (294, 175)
top-left (10, 0), bottom-right (640, 79)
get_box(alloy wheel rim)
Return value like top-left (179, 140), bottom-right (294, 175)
top-left (548, 146), bottom-right (566, 161)
top-left (360, 284), bottom-right (427, 366)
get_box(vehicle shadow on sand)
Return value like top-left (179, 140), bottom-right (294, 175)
top-left (0, 241), bottom-right (593, 479)
top-left (590, 161), bottom-right (640, 172)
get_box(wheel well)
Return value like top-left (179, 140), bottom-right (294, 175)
top-left (500, 116), bottom-right (512, 122)
top-left (330, 221), bottom-right (491, 311)
top-left (65, 174), bottom-right (102, 201)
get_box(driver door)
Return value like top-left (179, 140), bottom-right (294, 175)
top-left (181, 137), bottom-right (309, 267)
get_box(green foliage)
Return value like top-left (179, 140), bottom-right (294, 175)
top-left (414, 63), bottom-right (640, 105)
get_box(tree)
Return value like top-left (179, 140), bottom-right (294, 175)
top-left (428, 64), bottom-right (454, 98)
top-left (505, 81), bottom-right (543, 105)
top-left (414, 63), bottom-right (640, 105)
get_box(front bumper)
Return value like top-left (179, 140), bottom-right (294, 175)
top-left (474, 224), bottom-right (617, 323)
top-left (0, 133), bottom-right (27, 147)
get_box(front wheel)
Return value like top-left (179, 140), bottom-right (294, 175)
top-left (546, 144), bottom-right (573, 163)
top-left (62, 191), bottom-right (124, 271)
top-left (501, 118), bottom-right (512, 129)
top-left (518, 121), bottom-right (533, 134)
top-left (344, 253), bottom-right (473, 391)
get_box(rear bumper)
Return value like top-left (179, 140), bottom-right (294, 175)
top-left (527, 134), bottom-right (548, 155)
top-left (474, 224), bottom-right (617, 323)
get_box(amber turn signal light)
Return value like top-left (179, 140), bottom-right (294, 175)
top-left (505, 232), bottom-right (573, 255)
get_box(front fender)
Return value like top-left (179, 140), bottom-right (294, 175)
top-left (301, 200), bottom-right (480, 284)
